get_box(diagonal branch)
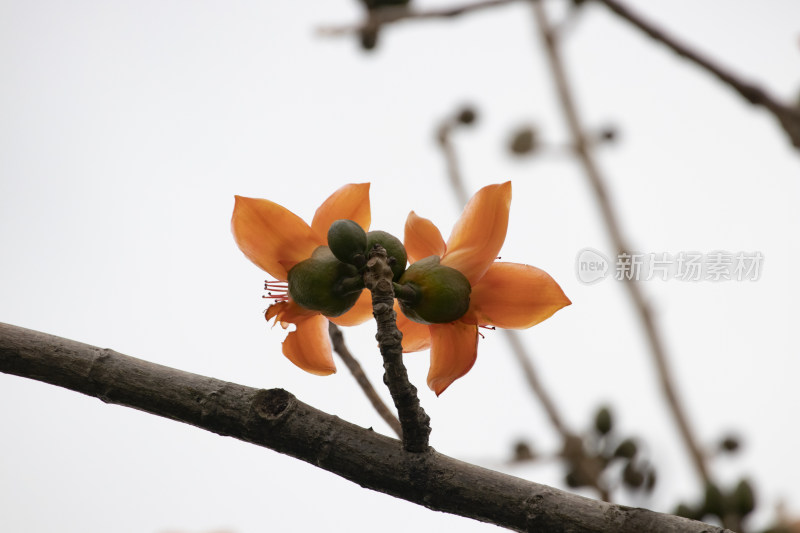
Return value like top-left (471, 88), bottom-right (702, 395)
top-left (329, 321), bottom-right (403, 438)
top-left (0, 321), bottom-right (732, 533)
top-left (595, 0), bottom-right (800, 150)
top-left (322, 0), bottom-right (800, 150)
top-left (530, 0), bottom-right (713, 488)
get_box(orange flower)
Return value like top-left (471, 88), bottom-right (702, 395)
top-left (231, 184), bottom-right (374, 375)
top-left (396, 182), bottom-right (571, 395)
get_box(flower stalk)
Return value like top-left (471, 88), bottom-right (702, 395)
top-left (364, 244), bottom-right (431, 453)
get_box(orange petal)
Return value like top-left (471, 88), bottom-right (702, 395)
top-left (266, 300), bottom-right (317, 327)
top-left (232, 196), bottom-right (318, 281)
top-left (281, 313), bottom-right (336, 376)
top-left (465, 262), bottom-right (571, 329)
top-left (441, 182), bottom-right (511, 285)
top-left (427, 321), bottom-right (478, 395)
top-left (329, 290), bottom-right (374, 326)
top-left (394, 302), bottom-right (432, 352)
top-left (310, 183), bottom-right (371, 244)
top-left (404, 211), bottom-right (446, 263)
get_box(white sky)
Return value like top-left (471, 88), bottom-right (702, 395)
top-left (2, 1), bottom-right (799, 532)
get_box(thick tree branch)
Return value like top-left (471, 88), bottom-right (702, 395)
top-left (595, 0), bottom-right (800, 150)
top-left (328, 321), bottom-right (403, 438)
top-left (1, 322), bottom-right (732, 533)
top-left (364, 245), bottom-right (431, 452)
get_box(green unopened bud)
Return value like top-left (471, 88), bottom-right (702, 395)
top-left (703, 482), bottom-right (725, 518)
top-left (594, 406), bottom-right (613, 435)
top-left (674, 503), bottom-right (698, 520)
top-left (613, 438), bottom-right (638, 459)
top-left (328, 219), bottom-right (368, 267)
top-left (367, 230), bottom-right (407, 281)
top-left (622, 462), bottom-right (645, 489)
top-left (396, 256), bottom-right (471, 324)
top-left (645, 468), bottom-right (657, 492)
top-left (288, 246), bottom-right (364, 317)
top-left (565, 467), bottom-right (590, 489)
top-left (732, 478), bottom-right (755, 516)
top-left (719, 434), bottom-right (741, 454)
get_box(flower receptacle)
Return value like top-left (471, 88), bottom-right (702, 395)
top-left (288, 246), bottom-right (365, 317)
top-left (396, 256), bottom-right (471, 324)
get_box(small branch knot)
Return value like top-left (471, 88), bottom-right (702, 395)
top-left (253, 388), bottom-right (293, 421)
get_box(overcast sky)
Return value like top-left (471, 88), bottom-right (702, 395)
top-left (2, 1), bottom-right (799, 532)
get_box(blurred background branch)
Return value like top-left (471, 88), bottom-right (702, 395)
top-left (329, 322), bottom-right (403, 438)
top-left (529, 0), bottom-right (714, 490)
top-left (324, 0), bottom-right (794, 528)
top-left (437, 107), bottom-right (613, 502)
top-left (595, 0), bottom-right (800, 150)
top-left (320, 0), bottom-right (800, 149)
top-left (318, 0), bottom-right (518, 37)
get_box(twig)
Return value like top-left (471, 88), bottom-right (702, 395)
top-left (321, 0), bottom-right (800, 149)
top-left (328, 321), bottom-right (403, 438)
top-left (363, 245), bottom-right (431, 452)
top-left (502, 330), bottom-right (569, 437)
top-left (530, 0), bottom-right (713, 489)
top-left (317, 0), bottom-right (518, 37)
top-left (436, 119), bottom-right (470, 205)
top-left (437, 112), bottom-right (611, 502)
top-left (0, 321), bottom-right (735, 533)
top-left (595, 0), bottom-right (800, 150)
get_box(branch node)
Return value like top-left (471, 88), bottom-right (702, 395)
top-left (253, 388), bottom-right (293, 421)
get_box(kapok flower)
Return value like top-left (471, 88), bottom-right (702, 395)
top-left (231, 183), bottom-right (374, 375)
top-left (395, 181), bottom-right (571, 395)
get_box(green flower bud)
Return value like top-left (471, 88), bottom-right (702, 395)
top-left (674, 503), bottom-right (699, 520)
top-left (613, 438), bottom-right (638, 459)
top-left (719, 434), bottom-right (741, 454)
top-left (565, 467), bottom-right (590, 489)
top-left (396, 256), bottom-right (471, 324)
top-left (288, 246), bottom-right (364, 317)
top-left (594, 406), bottom-right (613, 435)
top-left (703, 482), bottom-right (725, 518)
top-left (328, 219), bottom-right (368, 267)
top-left (366, 230), bottom-right (407, 281)
top-left (732, 478), bottom-right (755, 516)
top-left (622, 462), bottom-right (645, 489)
top-left (645, 468), bottom-right (657, 492)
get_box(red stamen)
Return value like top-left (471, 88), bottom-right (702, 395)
top-left (477, 324), bottom-right (496, 339)
top-left (263, 280), bottom-right (289, 302)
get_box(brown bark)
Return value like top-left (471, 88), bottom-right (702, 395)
top-left (0, 322), bottom-right (733, 533)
